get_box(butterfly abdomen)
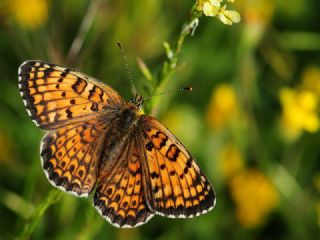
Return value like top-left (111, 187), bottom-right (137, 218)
top-left (97, 105), bottom-right (140, 172)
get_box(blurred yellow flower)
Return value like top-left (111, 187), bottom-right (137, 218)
top-left (196, 0), bottom-right (241, 25)
top-left (206, 84), bottom-right (238, 129)
top-left (234, 0), bottom-right (274, 47)
top-left (9, 0), bottom-right (48, 30)
top-left (219, 143), bottom-right (244, 179)
top-left (236, 0), bottom-right (274, 25)
top-left (229, 169), bottom-right (279, 228)
top-left (279, 88), bottom-right (319, 140)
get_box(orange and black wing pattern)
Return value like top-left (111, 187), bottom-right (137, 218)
top-left (93, 135), bottom-right (154, 227)
top-left (140, 115), bottom-right (216, 218)
top-left (40, 118), bottom-right (107, 197)
top-left (18, 60), bottom-right (216, 227)
top-left (18, 60), bottom-right (124, 130)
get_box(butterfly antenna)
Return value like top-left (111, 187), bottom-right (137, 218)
top-left (117, 41), bottom-right (137, 96)
top-left (144, 87), bottom-right (192, 101)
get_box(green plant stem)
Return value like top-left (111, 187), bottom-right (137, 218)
top-left (151, 4), bottom-right (202, 112)
top-left (19, 190), bottom-right (62, 240)
top-left (162, 5), bottom-right (201, 85)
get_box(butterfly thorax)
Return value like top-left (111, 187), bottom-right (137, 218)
top-left (113, 103), bottom-right (141, 129)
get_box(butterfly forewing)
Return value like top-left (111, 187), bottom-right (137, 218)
top-left (140, 115), bottom-right (216, 218)
top-left (18, 60), bottom-right (124, 130)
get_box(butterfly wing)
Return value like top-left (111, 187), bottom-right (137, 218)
top-left (140, 115), bottom-right (216, 218)
top-left (18, 60), bottom-right (124, 130)
top-left (40, 117), bottom-right (109, 197)
top-left (93, 134), bottom-right (154, 228)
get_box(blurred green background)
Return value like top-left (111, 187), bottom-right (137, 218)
top-left (1, 0), bottom-right (320, 239)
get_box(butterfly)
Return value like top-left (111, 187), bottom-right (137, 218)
top-left (18, 60), bottom-right (216, 228)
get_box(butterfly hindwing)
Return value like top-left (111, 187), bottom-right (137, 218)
top-left (93, 135), bottom-right (154, 228)
top-left (18, 60), bottom-right (124, 130)
top-left (140, 115), bottom-right (216, 218)
top-left (40, 118), bottom-right (107, 197)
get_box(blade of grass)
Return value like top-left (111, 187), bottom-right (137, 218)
top-left (66, 0), bottom-right (101, 64)
top-left (19, 190), bottom-right (62, 240)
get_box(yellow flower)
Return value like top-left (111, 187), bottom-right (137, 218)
top-left (218, 6), bottom-right (241, 25)
top-left (206, 84), bottom-right (238, 129)
top-left (279, 88), bottom-right (319, 140)
top-left (229, 169), bottom-right (279, 228)
top-left (196, 0), bottom-right (241, 25)
top-left (9, 0), bottom-right (48, 30)
top-left (233, 0), bottom-right (274, 47)
top-left (237, 0), bottom-right (274, 25)
top-left (202, 0), bottom-right (221, 17)
top-left (219, 143), bottom-right (244, 179)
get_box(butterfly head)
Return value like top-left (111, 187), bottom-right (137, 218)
top-left (130, 94), bottom-right (144, 109)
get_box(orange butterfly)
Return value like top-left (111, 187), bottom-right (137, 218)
top-left (18, 60), bottom-right (216, 228)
